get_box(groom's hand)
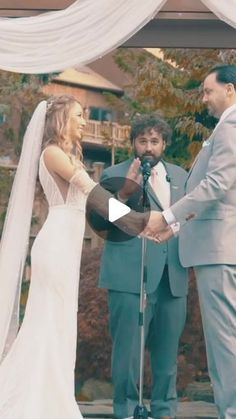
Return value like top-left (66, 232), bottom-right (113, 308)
top-left (145, 225), bottom-right (174, 243)
top-left (143, 211), bottom-right (168, 237)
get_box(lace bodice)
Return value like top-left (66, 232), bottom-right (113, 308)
top-left (39, 152), bottom-right (96, 211)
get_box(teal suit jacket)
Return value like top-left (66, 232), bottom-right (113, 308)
top-left (91, 158), bottom-right (188, 297)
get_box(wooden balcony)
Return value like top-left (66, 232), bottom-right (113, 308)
top-left (83, 120), bottom-right (130, 148)
top-left (0, 119), bottom-right (130, 169)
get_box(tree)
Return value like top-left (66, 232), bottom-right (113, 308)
top-left (0, 71), bottom-right (56, 157)
top-left (0, 70), bottom-right (56, 231)
top-left (105, 48), bottom-right (236, 168)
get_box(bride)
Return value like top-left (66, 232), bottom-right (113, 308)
top-left (0, 95), bottom-right (143, 419)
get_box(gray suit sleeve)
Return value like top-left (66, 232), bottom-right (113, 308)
top-left (170, 121), bottom-right (236, 223)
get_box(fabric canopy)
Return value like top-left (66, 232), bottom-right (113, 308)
top-left (201, 0), bottom-right (236, 30)
top-left (0, 0), bottom-right (235, 74)
top-left (0, 0), bottom-right (167, 74)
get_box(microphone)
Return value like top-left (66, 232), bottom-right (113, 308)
top-left (141, 157), bottom-right (153, 181)
top-left (141, 161), bottom-right (152, 179)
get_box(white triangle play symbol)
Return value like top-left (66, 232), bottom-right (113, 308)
top-left (108, 197), bottom-right (131, 222)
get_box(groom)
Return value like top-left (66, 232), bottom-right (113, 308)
top-left (145, 64), bottom-right (236, 419)
top-left (90, 114), bottom-right (188, 419)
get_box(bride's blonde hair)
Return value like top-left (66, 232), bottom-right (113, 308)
top-left (43, 95), bottom-right (84, 166)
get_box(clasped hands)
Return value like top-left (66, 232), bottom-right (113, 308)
top-left (116, 159), bottom-right (174, 243)
top-left (142, 211), bottom-right (174, 243)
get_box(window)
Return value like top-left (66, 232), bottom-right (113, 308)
top-left (89, 107), bottom-right (113, 122)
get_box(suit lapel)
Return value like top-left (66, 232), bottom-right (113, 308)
top-left (186, 123), bottom-right (221, 181)
top-left (163, 162), bottom-right (181, 205)
top-left (147, 182), bottom-right (163, 210)
top-left (187, 152), bottom-right (202, 180)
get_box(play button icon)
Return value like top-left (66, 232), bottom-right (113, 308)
top-left (108, 197), bottom-right (131, 222)
top-left (86, 176), bottom-right (151, 242)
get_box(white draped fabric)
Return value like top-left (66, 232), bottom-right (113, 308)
top-left (0, 101), bottom-right (47, 361)
top-left (201, 0), bottom-right (236, 29)
top-left (0, 0), bottom-right (167, 74)
top-left (0, 0), bottom-right (235, 74)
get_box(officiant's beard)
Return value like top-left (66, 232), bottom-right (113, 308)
top-left (134, 149), bottom-right (162, 167)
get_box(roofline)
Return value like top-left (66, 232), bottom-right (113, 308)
top-left (53, 79), bottom-right (124, 96)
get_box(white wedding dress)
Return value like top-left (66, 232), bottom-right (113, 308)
top-left (0, 150), bottom-right (96, 419)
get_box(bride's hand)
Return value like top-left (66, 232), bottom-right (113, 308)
top-left (142, 225), bottom-right (174, 243)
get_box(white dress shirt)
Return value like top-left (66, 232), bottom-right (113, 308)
top-left (149, 161), bottom-right (170, 209)
top-left (150, 161), bottom-right (180, 236)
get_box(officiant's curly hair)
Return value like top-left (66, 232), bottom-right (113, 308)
top-left (130, 113), bottom-right (172, 145)
top-left (43, 95), bottom-right (84, 163)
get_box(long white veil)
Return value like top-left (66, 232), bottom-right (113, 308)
top-left (0, 100), bottom-right (47, 361)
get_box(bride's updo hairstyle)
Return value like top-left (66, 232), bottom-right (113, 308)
top-left (43, 95), bottom-right (83, 163)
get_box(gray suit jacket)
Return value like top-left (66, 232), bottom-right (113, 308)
top-left (91, 158), bottom-right (188, 297)
top-left (171, 108), bottom-right (236, 267)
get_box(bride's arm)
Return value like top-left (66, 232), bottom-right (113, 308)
top-left (84, 183), bottom-right (146, 237)
top-left (43, 145), bottom-right (87, 182)
top-left (43, 146), bottom-right (145, 236)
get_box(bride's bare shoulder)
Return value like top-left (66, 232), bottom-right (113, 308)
top-left (43, 145), bottom-right (69, 166)
top-left (43, 145), bottom-right (66, 158)
top-left (42, 145), bottom-right (74, 182)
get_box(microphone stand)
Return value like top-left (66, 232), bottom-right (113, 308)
top-left (130, 162), bottom-right (153, 419)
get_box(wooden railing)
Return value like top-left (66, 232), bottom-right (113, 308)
top-left (0, 120), bottom-right (131, 169)
top-left (83, 120), bottom-right (130, 146)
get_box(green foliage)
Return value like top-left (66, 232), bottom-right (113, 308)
top-left (0, 103), bottom-right (9, 115)
top-left (0, 70), bottom-right (56, 157)
top-left (0, 71), bottom-right (56, 100)
top-left (20, 280), bottom-right (30, 323)
top-left (0, 168), bottom-right (15, 233)
top-left (0, 68), bottom-right (55, 230)
top-left (0, 168), bottom-right (14, 200)
top-left (3, 127), bottom-right (15, 143)
top-left (115, 146), bottom-right (132, 164)
top-left (105, 48), bottom-right (236, 168)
